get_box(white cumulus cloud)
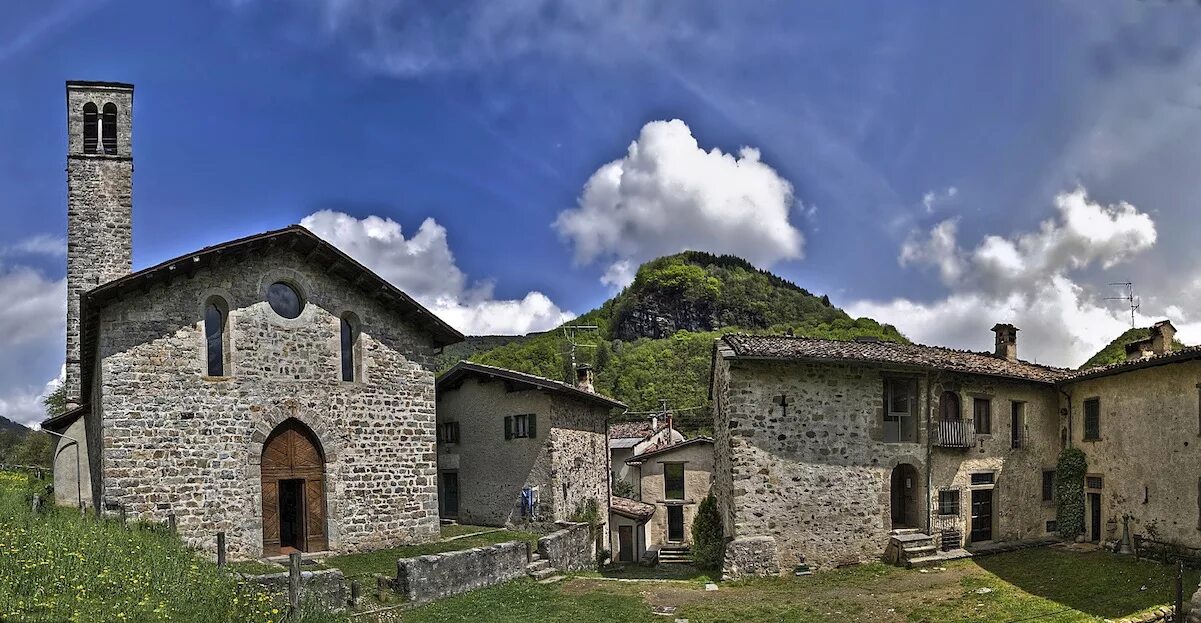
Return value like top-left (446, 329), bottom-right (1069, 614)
top-left (555, 119), bottom-right (804, 288)
top-left (0, 261), bottom-right (66, 427)
top-left (301, 210), bottom-right (575, 335)
top-left (850, 188), bottom-right (1163, 367)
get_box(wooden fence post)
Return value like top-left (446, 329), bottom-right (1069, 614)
top-left (167, 513), bottom-right (177, 535)
top-left (350, 580), bottom-right (361, 607)
top-left (216, 532), bottom-right (226, 568)
top-left (288, 552), bottom-right (302, 613)
top-left (118, 506), bottom-right (127, 526)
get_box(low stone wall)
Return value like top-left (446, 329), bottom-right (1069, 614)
top-left (245, 568), bottom-right (348, 611)
top-left (722, 536), bottom-right (781, 580)
top-left (395, 540), bottom-right (531, 605)
top-left (537, 522), bottom-right (594, 572)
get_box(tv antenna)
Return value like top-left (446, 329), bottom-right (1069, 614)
top-left (561, 324), bottom-right (599, 377)
top-left (1105, 282), bottom-right (1140, 328)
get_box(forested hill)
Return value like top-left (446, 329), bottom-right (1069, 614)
top-left (441, 252), bottom-right (907, 435)
top-left (1079, 327), bottom-right (1188, 370)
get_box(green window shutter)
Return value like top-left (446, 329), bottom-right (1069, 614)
top-left (504, 416), bottom-right (513, 440)
top-left (528, 414), bottom-right (537, 439)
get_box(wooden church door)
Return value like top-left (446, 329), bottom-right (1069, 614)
top-left (261, 419), bottom-right (328, 556)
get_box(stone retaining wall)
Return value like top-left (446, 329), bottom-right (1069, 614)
top-left (538, 522), bottom-right (594, 572)
top-left (245, 568), bottom-right (348, 611)
top-left (395, 540), bottom-right (531, 605)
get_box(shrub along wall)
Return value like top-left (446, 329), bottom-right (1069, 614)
top-left (1056, 447), bottom-right (1088, 540)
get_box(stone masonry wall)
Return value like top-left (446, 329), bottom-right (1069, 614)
top-left (436, 377), bottom-right (610, 532)
top-left (1061, 360), bottom-right (1201, 547)
top-left (537, 522), bottom-right (595, 572)
top-left (65, 84), bottom-right (134, 403)
top-left (395, 540), bottom-right (530, 605)
top-left (95, 246), bottom-right (442, 559)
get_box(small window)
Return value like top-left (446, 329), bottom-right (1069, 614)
top-left (1086, 475), bottom-right (1103, 490)
top-left (939, 392), bottom-right (961, 422)
top-left (1010, 401), bottom-right (1025, 449)
top-left (974, 398), bottom-right (992, 434)
top-left (204, 299), bottom-right (228, 377)
top-left (884, 377), bottom-right (918, 443)
top-left (82, 102), bottom-right (98, 154)
top-left (970, 472), bottom-right (995, 486)
top-left (101, 103), bottom-right (118, 154)
top-left (664, 463), bottom-right (685, 500)
top-left (1083, 398), bottom-right (1100, 441)
top-left (340, 314), bottom-right (359, 382)
top-left (505, 414), bottom-right (536, 440)
top-left (1042, 470), bottom-right (1056, 502)
top-left (1046, 520), bottom-right (1058, 533)
top-left (938, 490), bottom-right (960, 516)
top-left (267, 282), bottom-right (304, 319)
top-left (438, 422), bottom-right (460, 444)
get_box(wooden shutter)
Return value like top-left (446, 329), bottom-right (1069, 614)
top-left (262, 479), bottom-right (280, 556)
top-left (504, 416), bottom-right (513, 440)
top-left (528, 414), bottom-right (537, 439)
top-left (305, 478), bottom-right (328, 552)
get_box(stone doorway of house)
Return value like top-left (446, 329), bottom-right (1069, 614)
top-left (261, 418), bottom-right (328, 556)
top-left (667, 506), bottom-right (685, 542)
top-left (618, 525), bottom-right (634, 563)
top-left (890, 464), bottom-right (920, 528)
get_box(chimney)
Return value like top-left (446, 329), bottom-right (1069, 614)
top-left (991, 324), bottom-right (1019, 362)
top-left (575, 364), bottom-right (594, 393)
top-left (666, 412), bottom-right (674, 438)
top-left (1151, 320), bottom-right (1177, 355)
top-left (1124, 340), bottom-right (1153, 362)
top-left (651, 415), bottom-right (659, 431)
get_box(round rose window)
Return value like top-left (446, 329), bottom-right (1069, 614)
top-left (267, 282), bottom-right (304, 319)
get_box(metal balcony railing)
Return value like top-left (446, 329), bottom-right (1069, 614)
top-left (934, 419), bottom-right (973, 448)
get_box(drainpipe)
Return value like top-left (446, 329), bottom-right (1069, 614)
top-left (43, 429), bottom-right (83, 515)
top-left (925, 371), bottom-right (933, 535)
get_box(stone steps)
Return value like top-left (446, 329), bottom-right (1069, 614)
top-left (525, 559), bottom-right (551, 575)
top-left (529, 567), bottom-right (558, 581)
top-left (658, 546), bottom-right (693, 565)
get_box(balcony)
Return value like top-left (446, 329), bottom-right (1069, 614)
top-left (934, 419), bottom-right (973, 448)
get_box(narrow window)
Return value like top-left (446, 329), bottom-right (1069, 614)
top-left (939, 392), bottom-right (961, 421)
top-left (970, 472), bottom-right (995, 486)
top-left (664, 463), bottom-right (685, 500)
top-left (938, 490), bottom-right (960, 516)
top-left (438, 422), bottom-right (460, 444)
top-left (204, 299), bottom-right (228, 377)
top-left (340, 314), bottom-right (359, 382)
top-left (101, 103), bottom-right (118, 154)
top-left (884, 377), bottom-right (918, 443)
top-left (1083, 398), bottom-right (1100, 441)
top-left (82, 102), bottom-right (98, 154)
top-left (1010, 401), bottom-right (1025, 449)
top-left (973, 398), bottom-right (992, 434)
top-left (1042, 470), bottom-right (1056, 502)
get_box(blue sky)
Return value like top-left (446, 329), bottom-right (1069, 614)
top-left (4, 0), bottom-right (1201, 425)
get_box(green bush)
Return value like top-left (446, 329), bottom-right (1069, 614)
top-left (1056, 447), bottom-right (1088, 540)
top-left (611, 479), bottom-right (636, 500)
top-left (690, 492), bottom-right (724, 569)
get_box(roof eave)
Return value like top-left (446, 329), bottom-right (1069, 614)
top-left (725, 354), bottom-right (1061, 386)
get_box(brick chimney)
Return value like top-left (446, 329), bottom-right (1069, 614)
top-left (1151, 320), bottom-right (1177, 355)
top-left (575, 364), bottom-right (595, 393)
top-left (992, 324), bottom-right (1019, 362)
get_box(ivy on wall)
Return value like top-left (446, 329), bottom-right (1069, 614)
top-left (1056, 447), bottom-right (1088, 539)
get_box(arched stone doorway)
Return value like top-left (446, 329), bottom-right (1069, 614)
top-left (890, 463), bottom-right (920, 529)
top-left (261, 418), bottom-right (328, 555)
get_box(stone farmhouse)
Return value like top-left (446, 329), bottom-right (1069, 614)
top-left (434, 362), bottom-right (622, 532)
top-left (43, 81), bottom-right (464, 560)
top-left (711, 321), bottom-right (1201, 578)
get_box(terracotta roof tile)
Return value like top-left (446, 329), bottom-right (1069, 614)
top-left (721, 334), bottom-right (1069, 384)
top-left (610, 496), bottom-right (655, 521)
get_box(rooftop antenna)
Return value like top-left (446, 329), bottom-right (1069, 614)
top-left (1105, 282), bottom-right (1140, 328)
top-left (561, 324), bottom-right (599, 377)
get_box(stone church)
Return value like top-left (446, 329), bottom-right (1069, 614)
top-left (42, 81), bottom-right (464, 560)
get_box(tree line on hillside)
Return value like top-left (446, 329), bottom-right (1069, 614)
top-left (0, 387), bottom-right (62, 468)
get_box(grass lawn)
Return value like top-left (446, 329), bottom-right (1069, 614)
top-left (405, 547), bottom-right (1197, 623)
top-left (438, 523), bottom-right (500, 539)
top-left (322, 527), bottom-right (539, 580)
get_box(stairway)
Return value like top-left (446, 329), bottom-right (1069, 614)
top-left (657, 545), bottom-right (693, 565)
top-left (525, 552), bottom-right (561, 582)
top-left (887, 529), bottom-right (971, 568)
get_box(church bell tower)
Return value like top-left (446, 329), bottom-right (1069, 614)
top-left (65, 81), bottom-right (134, 407)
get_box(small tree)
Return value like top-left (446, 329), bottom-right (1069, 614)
top-left (1056, 447), bottom-right (1088, 540)
top-left (691, 492), bottom-right (724, 569)
top-left (612, 478), bottom-right (637, 499)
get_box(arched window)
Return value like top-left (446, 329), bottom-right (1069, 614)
top-left (82, 103), bottom-right (98, 154)
top-left (205, 298), bottom-right (229, 377)
top-left (939, 391), bottom-right (961, 422)
top-left (101, 103), bottom-right (118, 154)
top-left (340, 313), bottom-right (359, 382)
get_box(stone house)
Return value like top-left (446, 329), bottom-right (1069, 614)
top-left (609, 418), bottom-right (685, 492)
top-left (435, 361), bottom-right (624, 531)
top-left (42, 81), bottom-right (464, 560)
top-left (620, 437), bottom-right (714, 564)
top-left (712, 321), bottom-right (1201, 578)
